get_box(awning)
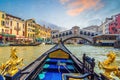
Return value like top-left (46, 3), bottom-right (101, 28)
top-left (2, 34), bottom-right (16, 37)
top-left (0, 35), bottom-right (2, 39)
top-left (36, 38), bottom-right (43, 41)
top-left (16, 36), bottom-right (25, 39)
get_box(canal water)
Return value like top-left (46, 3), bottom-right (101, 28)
top-left (0, 44), bottom-right (120, 78)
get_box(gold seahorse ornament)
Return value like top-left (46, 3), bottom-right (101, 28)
top-left (98, 51), bottom-right (120, 79)
top-left (0, 47), bottom-right (23, 76)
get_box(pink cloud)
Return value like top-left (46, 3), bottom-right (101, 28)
top-left (60, 0), bottom-right (104, 16)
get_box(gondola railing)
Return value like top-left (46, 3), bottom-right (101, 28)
top-left (63, 53), bottom-right (98, 80)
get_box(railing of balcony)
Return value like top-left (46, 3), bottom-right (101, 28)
top-left (14, 26), bottom-right (21, 31)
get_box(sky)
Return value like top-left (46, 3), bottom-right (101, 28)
top-left (0, 0), bottom-right (120, 29)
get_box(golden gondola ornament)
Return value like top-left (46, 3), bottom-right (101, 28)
top-left (98, 51), bottom-right (120, 79)
top-left (0, 47), bottom-right (23, 76)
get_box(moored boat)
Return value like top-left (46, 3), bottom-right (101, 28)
top-left (0, 43), bottom-right (9, 47)
top-left (9, 42), bottom-right (41, 46)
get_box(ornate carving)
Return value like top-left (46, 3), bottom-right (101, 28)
top-left (0, 47), bottom-right (23, 76)
top-left (98, 51), bottom-right (120, 79)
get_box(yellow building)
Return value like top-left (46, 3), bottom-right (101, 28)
top-left (0, 11), bottom-right (51, 43)
top-left (0, 11), bottom-right (25, 43)
top-left (25, 19), bottom-right (36, 42)
top-left (25, 20), bottom-right (51, 42)
top-left (38, 25), bottom-right (51, 42)
top-left (6, 14), bottom-right (25, 39)
top-left (0, 11), bottom-right (6, 34)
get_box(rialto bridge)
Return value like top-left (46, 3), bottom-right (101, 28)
top-left (51, 26), bottom-right (98, 44)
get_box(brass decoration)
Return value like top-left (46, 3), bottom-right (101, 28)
top-left (0, 47), bottom-right (23, 76)
top-left (98, 51), bottom-right (120, 79)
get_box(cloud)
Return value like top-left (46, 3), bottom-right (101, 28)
top-left (60, 0), bottom-right (70, 4)
top-left (60, 0), bottom-right (104, 16)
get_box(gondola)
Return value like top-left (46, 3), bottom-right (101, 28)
top-left (4, 40), bottom-right (102, 80)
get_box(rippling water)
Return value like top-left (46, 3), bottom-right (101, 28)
top-left (0, 44), bottom-right (54, 67)
top-left (65, 45), bottom-right (120, 71)
top-left (0, 44), bottom-right (120, 78)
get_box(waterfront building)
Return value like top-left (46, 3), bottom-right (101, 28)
top-left (0, 11), bottom-right (6, 43)
top-left (45, 27), bottom-right (51, 41)
top-left (0, 11), bottom-right (5, 33)
top-left (83, 25), bottom-right (99, 32)
top-left (97, 25), bottom-right (103, 34)
top-left (103, 18), bottom-right (113, 34)
top-left (93, 34), bottom-right (119, 46)
top-left (109, 14), bottom-right (120, 34)
top-left (6, 14), bottom-right (25, 40)
top-left (36, 24), bottom-right (51, 42)
top-left (25, 19), bottom-right (52, 43)
top-left (0, 11), bottom-right (25, 43)
top-left (102, 14), bottom-right (120, 34)
top-left (0, 11), bottom-right (52, 44)
top-left (25, 19), bottom-right (36, 42)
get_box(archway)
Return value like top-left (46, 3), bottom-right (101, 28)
top-left (62, 36), bottom-right (93, 44)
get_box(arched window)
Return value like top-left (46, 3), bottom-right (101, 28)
top-left (59, 34), bottom-right (61, 37)
top-left (88, 32), bottom-right (90, 36)
top-left (91, 33), bottom-right (94, 36)
top-left (56, 35), bottom-right (58, 38)
top-left (80, 31), bottom-right (83, 34)
top-left (69, 31), bottom-right (72, 35)
top-left (62, 33), bottom-right (65, 36)
top-left (84, 32), bottom-right (86, 35)
top-left (66, 32), bottom-right (68, 35)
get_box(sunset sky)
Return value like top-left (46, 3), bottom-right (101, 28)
top-left (0, 0), bottom-right (120, 29)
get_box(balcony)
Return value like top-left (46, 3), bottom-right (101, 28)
top-left (5, 24), bottom-right (10, 28)
top-left (14, 26), bottom-right (21, 31)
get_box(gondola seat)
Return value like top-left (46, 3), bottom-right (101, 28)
top-left (37, 72), bottom-right (62, 80)
top-left (45, 58), bottom-right (73, 64)
top-left (43, 64), bottom-right (75, 72)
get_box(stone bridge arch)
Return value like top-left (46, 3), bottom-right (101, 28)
top-left (62, 35), bottom-right (93, 43)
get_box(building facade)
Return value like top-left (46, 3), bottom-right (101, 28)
top-left (25, 19), bottom-right (36, 41)
top-left (36, 24), bottom-right (51, 42)
top-left (83, 25), bottom-right (99, 32)
top-left (102, 14), bottom-right (120, 34)
top-left (104, 18), bottom-right (114, 34)
top-left (0, 11), bottom-right (52, 44)
top-left (6, 14), bottom-right (25, 39)
top-left (109, 14), bottom-right (120, 34)
top-left (0, 11), bottom-right (6, 34)
top-left (0, 11), bottom-right (25, 43)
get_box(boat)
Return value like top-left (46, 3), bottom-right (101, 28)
top-left (2, 40), bottom-right (113, 80)
top-left (0, 43), bottom-right (9, 47)
top-left (9, 42), bottom-right (41, 46)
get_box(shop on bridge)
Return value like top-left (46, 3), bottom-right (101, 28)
top-left (93, 34), bottom-right (118, 46)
